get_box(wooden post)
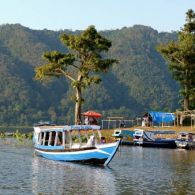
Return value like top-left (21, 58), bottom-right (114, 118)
top-left (78, 130), bottom-right (81, 148)
top-left (54, 131), bottom-right (59, 146)
top-left (48, 132), bottom-right (52, 145)
top-left (101, 120), bottom-right (104, 129)
top-left (62, 131), bottom-right (65, 147)
top-left (38, 133), bottom-right (42, 145)
top-left (190, 115), bottom-right (192, 129)
top-left (42, 132), bottom-right (46, 145)
top-left (69, 131), bottom-right (72, 148)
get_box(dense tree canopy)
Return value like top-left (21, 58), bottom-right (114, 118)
top-left (158, 9), bottom-right (195, 110)
top-left (35, 26), bottom-right (117, 124)
top-left (0, 24), bottom-right (180, 126)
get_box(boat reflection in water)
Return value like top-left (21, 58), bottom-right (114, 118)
top-left (31, 156), bottom-right (116, 195)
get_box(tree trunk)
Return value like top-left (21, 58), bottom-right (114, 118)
top-left (75, 86), bottom-right (82, 125)
top-left (183, 85), bottom-right (189, 111)
top-left (183, 97), bottom-right (189, 111)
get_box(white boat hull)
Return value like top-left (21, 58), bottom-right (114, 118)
top-left (175, 140), bottom-right (195, 149)
top-left (34, 142), bottom-right (120, 166)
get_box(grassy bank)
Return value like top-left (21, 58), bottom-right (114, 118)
top-left (130, 126), bottom-right (195, 132)
top-left (0, 125), bottom-right (194, 142)
top-left (101, 125), bottom-right (195, 142)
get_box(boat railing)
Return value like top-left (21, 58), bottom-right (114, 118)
top-left (34, 125), bottom-right (103, 150)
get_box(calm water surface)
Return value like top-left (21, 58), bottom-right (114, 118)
top-left (1, 138), bottom-right (195, 195)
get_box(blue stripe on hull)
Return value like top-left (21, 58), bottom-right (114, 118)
top-left (99, 146), bottom-right (115, 154)
top-left (35, 145), bottom-right (116, 162)
top-left (104, 140), bottom-right (121, 166)
top-left (35, 150), bottom-right (108, 161)
top-left (34, 141), bottom-right (120, 166)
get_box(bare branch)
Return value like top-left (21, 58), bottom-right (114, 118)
top-left (56, 68), bottom-right (75, 82)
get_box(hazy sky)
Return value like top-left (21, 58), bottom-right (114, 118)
top-left (0, 0), bottom-right (194, 32)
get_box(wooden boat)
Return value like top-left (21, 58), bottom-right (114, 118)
top-left (175, 132), bottom-right (195, 149)
top-left (133, 129), bottom-right (177, 148)
top-left (112, 129), bottom-right (134, 145)
top-left (33, 125), bottom-right (120, 166)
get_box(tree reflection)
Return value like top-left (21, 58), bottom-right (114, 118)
top-left (169, 150), bottom-right (195, 195)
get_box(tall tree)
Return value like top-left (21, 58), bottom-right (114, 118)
top-left (35, 26), bottom-right (117, 124)
top-left (158, 9), bottom-right (195, 110)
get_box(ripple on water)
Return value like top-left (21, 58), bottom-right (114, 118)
top-left (1, 140), bottom-right (195, 195)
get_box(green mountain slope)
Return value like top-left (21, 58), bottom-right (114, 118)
top-left (0, 24), bottom-right (179, 125)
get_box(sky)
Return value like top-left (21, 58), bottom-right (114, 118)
top-left (0, 0), bottom-right (194, 32)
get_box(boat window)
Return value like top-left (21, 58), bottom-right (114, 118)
top-left (81, 134), bottom-right (88, 143)
top-left (57, 132), bottom-right (62, 146)
top-left (44, 132), bottom-right (50, 146)
top-left (134, 135), bottom-right (141, 139)
top-left (65, 131), bottom-right (70, 145)
top-left (39, 132), bottom-right (44, 145)
top-left (38, 132), bottom-right (50, 146)
top-left (100, 136), bottom-right (106, 144)
top-left (52, 131), bottom-right (63, 146)
top-left (50, 132), bottom-right (56, 146)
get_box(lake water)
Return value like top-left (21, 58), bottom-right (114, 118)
top-left (1, 138), bottom-right (195, 195)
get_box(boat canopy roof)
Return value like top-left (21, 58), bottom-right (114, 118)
top-left (179, 132), bottom-right (195, 135)
top-left (34, 125), bottom-right (101, 133)
top-left (151, 130), bottom-right (176, 134)
top-left (134, 129), bottom-right (175, 134)
top-left (69, 125), bottom-right (101, 130)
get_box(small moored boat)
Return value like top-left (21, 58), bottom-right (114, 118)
top-left (175, 132), bottom-right (195, 149)
top-left (112, 129), bottom-right (134, 145)
top-left (33, 125), bottom-right (120, 166)
top-left (133, 129), bottom-right (177, 148)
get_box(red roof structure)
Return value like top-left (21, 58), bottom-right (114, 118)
top-left (82, 110), bottom-right (102, 118)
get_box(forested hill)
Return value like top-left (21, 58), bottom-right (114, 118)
top-left (0, 24), bottom-right (179, 125)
